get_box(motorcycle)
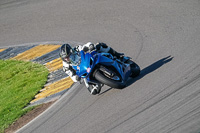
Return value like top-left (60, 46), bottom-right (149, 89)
top-left (72, 50), bottom-right (140, 95)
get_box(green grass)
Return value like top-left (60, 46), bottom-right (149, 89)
top-left (0, 59), bottom-right (49, 133)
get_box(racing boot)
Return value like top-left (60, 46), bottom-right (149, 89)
top-left (96, 42), bottom-right (124, 59)
top-left (108, 47), bottom-right (124, 60)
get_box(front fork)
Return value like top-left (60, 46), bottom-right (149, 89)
top-left (83, 78), bottom-right (89, 88)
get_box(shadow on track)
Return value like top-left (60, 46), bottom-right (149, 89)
top-left (99, 56), bottom-right (173, 95)
top-left (126, 55), bottom-right (173, 87)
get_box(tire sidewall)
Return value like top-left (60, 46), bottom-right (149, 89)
top-left (94, 70), bottom-right (125, 89)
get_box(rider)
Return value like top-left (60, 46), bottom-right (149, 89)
top-left (59, 42), bottom-right (123, 83)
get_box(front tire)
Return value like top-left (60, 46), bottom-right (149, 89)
top-left (94, 69), bottom-right (126, 89)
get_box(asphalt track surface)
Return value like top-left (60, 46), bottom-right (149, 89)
top-left (1, 0), bottom-right (200, 133)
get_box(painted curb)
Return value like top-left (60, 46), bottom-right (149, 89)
top-left (0, 42), bottom-right (81, 107)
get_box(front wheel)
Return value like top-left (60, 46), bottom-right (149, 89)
top-left (94, 68), bottom-right (126, 89)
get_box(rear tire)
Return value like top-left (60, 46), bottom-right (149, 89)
top-left (94, 69), bottom-right (126, 89)
top-left (128, 61), bottom-right (140, 78)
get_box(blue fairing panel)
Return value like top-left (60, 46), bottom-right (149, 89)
top-left (96, 53), bottom-right (114, 66)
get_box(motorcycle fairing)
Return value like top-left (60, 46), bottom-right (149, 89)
top-left (73, 50), bottom-right (132, 84)
top-left (74, 51), bottom-right (95, 77)
top-left (94, 53), bottom-right (131, 82)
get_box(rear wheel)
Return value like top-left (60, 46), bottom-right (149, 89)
top-left (127, 60), bottom-right (140, 78)
top-left (94, 66), bottom-right (126, 89)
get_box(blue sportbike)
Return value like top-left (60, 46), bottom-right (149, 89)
top-left (71, 50), bottom-right (140, 95)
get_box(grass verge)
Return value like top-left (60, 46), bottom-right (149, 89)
top-left (0, 59), bottom-right (48, 133)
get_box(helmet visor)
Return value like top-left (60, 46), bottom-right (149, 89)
top-left (62, 51), bottom-right (72, 62)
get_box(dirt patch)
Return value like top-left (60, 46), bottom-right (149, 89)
top-left (5, 101), bottom-right (56, 133)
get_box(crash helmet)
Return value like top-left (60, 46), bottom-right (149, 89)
top-left (59, 44), bottom-right (81, 65)
top-left (59, 44), bottom-right (73, 62)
